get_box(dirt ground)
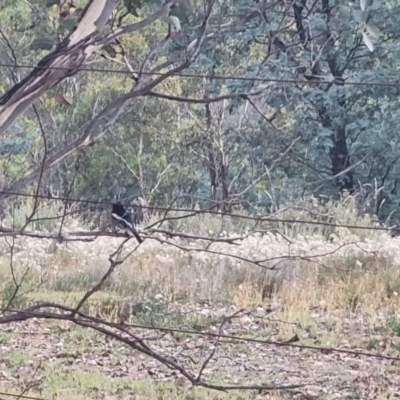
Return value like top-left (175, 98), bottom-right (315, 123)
top-left (1, 301), bottom-right (400, 400)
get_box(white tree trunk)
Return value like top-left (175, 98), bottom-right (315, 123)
top-left (0, 0), bottom-right (119, 136)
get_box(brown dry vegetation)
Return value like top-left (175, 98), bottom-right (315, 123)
top-left (1, 196), bottom-right (400, 399)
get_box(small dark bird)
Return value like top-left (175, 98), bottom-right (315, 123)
top-left (111, 202), bottom-right (143, 243)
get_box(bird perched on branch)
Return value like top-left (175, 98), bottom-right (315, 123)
top-left (111, 202), bottom-right (143, 243)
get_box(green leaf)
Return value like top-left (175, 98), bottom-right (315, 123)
top-left (338, 5), bottom-right (351, 18)
top-left (30, 36), bottom-right (54, 51)
top-left (170, 0), bottom-right (193, 23)
top-left (104, 45), bottom-right (117, 58)
top-left (191, 25), bottom-right (206, 40)
top-left (46, 0), bottom-right (60, 7)
top-left (60, 18), bottom-right (76, 32)
top-left (366, 24), bottom-right (380, 39)
top-left (368, 3), bottom-right (380, 10)
top-left (362, 32), bottom-right (374, 52)
top-left (123, 0), bottom-right (142, 16)
top-left (167, 16), bottom-right (181, 32)
top-left (351, 9), bottom-right (364, 24)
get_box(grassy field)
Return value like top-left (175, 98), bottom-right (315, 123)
top-left (1, 196), bottom-right (400, 399)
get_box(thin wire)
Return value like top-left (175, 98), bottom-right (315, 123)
top-left (0, 392), bottom-right (47, 400)
top-left (0, 189), bottom-right (395, 232)
top-left (1, 307), bottom-right (399, 361)
top-left (0, 62), bottom-right (399, 88)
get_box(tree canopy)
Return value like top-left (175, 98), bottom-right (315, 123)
top-left (0, 0), bottom-right (399, 221)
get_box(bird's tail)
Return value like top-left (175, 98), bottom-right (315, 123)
top-left (127, 226), bottom-right (143, 243)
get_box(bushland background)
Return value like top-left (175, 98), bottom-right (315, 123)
top-left (0, 1), bottom-right (400, 399)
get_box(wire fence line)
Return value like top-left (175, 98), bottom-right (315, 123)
top-left (0, 189), bottom-right (395, 234)
top-left (0, 62), bottom-right (400, 88)
top-left (0, 63), bottom-right (396, 392)
top-left (0, 391), bottom-right (46, 400)
top-left (1, 306), bottom-right (399, 362)
top-left (0, 190), bottom-right (397, 396)
top-left (1, 19), bottom-right (399, 400)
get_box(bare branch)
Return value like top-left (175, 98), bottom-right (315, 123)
top-left (0, 12), bottom-right (213, 198)
top-left (97, 0), bottom-right (184, 48)
top-left (72, 238), bottom-right (133, 316)
top-left (19, 105), bottom-right (48, 233)
top-left (147, 90), bottom-right (264, 104)
top-left (232, 137), bottom-right (300, 199)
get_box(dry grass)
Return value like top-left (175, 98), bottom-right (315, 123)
top-left (1, 195), bottom-right (400, 398)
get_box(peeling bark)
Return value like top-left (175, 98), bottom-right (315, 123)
top-left (0, 0), bottom-right (119, 136)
